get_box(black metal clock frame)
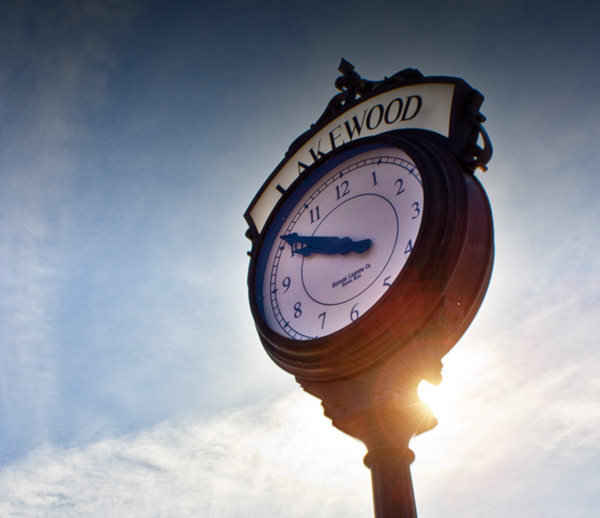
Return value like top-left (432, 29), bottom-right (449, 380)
top-left (245, 60), bottom-right (494, 518)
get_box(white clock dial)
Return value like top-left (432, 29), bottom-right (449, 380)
top-left (259, 146), bottom-right (424, 340)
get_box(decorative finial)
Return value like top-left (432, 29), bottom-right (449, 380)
top-left (315, 59), bottom-right (424, 125)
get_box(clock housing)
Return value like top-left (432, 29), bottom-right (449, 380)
top-left (244, 63), bottom-right (494, 511)
top-left (247, 131), bottom-right (493, 381)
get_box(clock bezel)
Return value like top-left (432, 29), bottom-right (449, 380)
top-left (254, 142), bottom-right (423, 340)
top-left (247, 131), bottom-right (494, 381)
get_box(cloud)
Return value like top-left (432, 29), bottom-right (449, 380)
top-left (1, 309), bottom-right (598, 518)
top-left (0, 392), bottom-right (373, 518)
top-left (0, 0), bottom-right (145, 458)
top-left (410, 272), bottom-right (600, 517)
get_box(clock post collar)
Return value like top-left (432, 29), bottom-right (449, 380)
top-left (297, 368), bottom-right (436, 518)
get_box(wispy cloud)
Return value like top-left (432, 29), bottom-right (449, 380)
top-left (0, 392), bottom-right (372, 517)
top-left (0, 0), bottom-right (144, 457)
top-left (1, 323), bottom-right (598, 518)
top-left (411, 272), bottom-right (600, 517)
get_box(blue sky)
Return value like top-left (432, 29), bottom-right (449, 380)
top-left (0, 0), bottom-right (599, 516)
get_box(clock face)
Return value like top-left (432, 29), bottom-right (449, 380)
top-left (256, 145), bottom-right (424, 340)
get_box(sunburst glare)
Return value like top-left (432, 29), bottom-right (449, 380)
top-left (417, 379), bottom-right (446, 413)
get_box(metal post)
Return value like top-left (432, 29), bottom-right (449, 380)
top-left (297, 381), bottom-right (436, 518)
top-left (364, 447), bottom-right (418, 518)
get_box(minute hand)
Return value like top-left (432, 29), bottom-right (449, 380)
top-left (281, 233), bottom-right (372, 257)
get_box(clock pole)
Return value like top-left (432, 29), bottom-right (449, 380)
top-left (298, 364), bottom-right (439, 518)
top-left (365, 447), bottom-right (417, 518)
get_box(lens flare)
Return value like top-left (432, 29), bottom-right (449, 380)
top-left (417, 380), bottom-right (443, 411)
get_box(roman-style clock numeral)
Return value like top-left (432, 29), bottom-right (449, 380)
top-left (395, 178), bottom-right (405, 195)
top-left (336, 180), bottom-right (350, 199)
top-left (350, 304), bottom-right (359, 322)
top-left (412, 202), bottom-right (420, 219)
top-left (318, 312), bottom-right (326, 329)
top-left (294, 302), bottom-right (302, 318)
top-left (309, 206), bottom-right (320, 223)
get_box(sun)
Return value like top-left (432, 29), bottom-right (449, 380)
top-left (417, 379), bottom-right (447, 413)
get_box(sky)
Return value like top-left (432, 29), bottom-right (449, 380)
top-left (0, 0), bottom-right (599, 516)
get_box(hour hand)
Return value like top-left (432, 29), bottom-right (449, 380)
top-left (280, 233), bottom-right (372, 257)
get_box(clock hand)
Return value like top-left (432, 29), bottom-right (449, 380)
top-left (338, 236), bottom-right (372, 254)
top-left (280, 233), bottom-right (372, 257)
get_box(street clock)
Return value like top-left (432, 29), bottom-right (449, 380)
top-left (246, 60), bottom-right (493, 383)
top-left (244, 59), bottom-right (494, 518)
